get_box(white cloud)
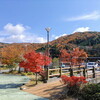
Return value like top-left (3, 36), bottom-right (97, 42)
top-left (36, 37), bottom-right (46, 43)
top-left (73, 27), bottom-right (90, 33)
top-left (53, 34), bottom-right (67, 39)
top-left (4, 23), bottom-right (26, 34)
top-left (0, 23), bottom-right (46, 43)
top-left (66, 11), bottom-right (100, 21)
top-left (22, 35), bottom-right (46, 43)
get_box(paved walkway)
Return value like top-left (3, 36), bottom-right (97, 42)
top-left (23, 76), bottom-right (100, 100)
top-left (23, 78), bottom-right (65, 100)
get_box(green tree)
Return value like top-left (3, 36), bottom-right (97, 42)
top-left (52, 57), bottom-right (59, 68)
top-left (50, 45), bottom-right (60, 58)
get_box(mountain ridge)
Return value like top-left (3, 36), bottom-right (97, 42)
top-left (1, 31), bottom-right (100, 49)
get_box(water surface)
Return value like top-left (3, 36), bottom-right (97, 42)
top-left (0, 74), bottom-right (49, 100)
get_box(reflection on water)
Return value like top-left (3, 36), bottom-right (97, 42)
top-left (0, 74), bottom-right (48, 100)
top-left (0, 74), bottom-right (29, 84)
top-left (0, 83), bottom-right (24, 89)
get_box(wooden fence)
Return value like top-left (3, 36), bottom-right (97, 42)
top-left (47, 65), bottom-right (100, 80)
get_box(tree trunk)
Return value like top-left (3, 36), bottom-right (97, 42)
top-left (18, 67), bottom-right (21, 73)
top-left (36, 73), bottom-right (38, 84)
top-left (24, 68), bottom-right (28, 73)
top-left (38, 71), bottom-right (47, 83)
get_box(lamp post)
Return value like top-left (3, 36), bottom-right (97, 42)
top-left (45, 27), bottom-right (51, 80)
top-left (45, 27), bottom-right (51, 56)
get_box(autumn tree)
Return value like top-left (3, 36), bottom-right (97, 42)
top-left (19, 51), bottom-right (52, 84)
top-left (73, 48), bottom-right (88, 64)
top-left (0, 43), bottom-right (36, 72)
top-left (1, 45), bottom-right (25, 71)
top-left (60, 48), bottom-right (88, 65)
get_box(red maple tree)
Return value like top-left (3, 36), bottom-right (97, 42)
top-left (19, 51), bottom-right (52, 84)
top-left (60, 48), bottom-right (88, 65)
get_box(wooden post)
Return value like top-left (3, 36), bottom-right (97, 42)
top-left (70, 67), bottom-right (73, 76)
top-left (83, 67), bottom-right (86, 77)
top-left (60, 67), bottom-right (62, 77)
top-left (47, 67), bottom-right (49, 80)
top-left (92, 66), bottom-right (95, 78)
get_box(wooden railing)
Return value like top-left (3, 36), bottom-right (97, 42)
top-left (47, 65), bottom-right (100, 80)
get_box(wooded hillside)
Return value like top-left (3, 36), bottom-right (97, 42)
top-left (1, 31), bottom-right (100, 57)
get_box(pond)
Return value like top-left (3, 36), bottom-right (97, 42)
top-left (0, 74), bottom-right (49, 100)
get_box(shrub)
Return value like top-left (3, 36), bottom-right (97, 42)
top-left (21, 72), bottom-right (27, 76)
top-left (79, 83), bottom-right (100, 100)
top-left (59, 75), bottom-right (87, 99)
top-left (61, 75), bottom-right (87, 86)
top-left (27, 72), bottom-right (33, 75)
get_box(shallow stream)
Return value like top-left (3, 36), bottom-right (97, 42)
top-left (0, 74), bottom-right (48, 100)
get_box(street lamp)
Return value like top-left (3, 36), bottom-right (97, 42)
top-left (45, 27), bottom-right (51, 56)
top-left (45, 27), bottom-right (51, 80)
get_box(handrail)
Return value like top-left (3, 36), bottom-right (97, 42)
top-left (47, 65), bottom-right (100, 80)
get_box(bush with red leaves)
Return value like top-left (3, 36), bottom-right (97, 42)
top-left (59, 75), bottom-right (88, 99)
top-left (61, 75), bottom-right (87, 86)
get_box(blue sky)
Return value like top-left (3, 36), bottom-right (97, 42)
top-left (0, 0), bottom-right (100, 43)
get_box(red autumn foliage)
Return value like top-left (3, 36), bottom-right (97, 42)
top-left (60, 48), bottom-right (88, 65)
top-left (19, 51), bottom-right (52, 73)
top-left (61, 75), bottom-right (87, 87)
